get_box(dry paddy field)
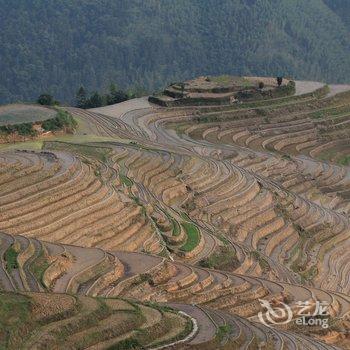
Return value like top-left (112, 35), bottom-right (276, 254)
top-left (0, 77), bottom-right (350, 349)
top-left (0, 104), bottom-right (56, 125)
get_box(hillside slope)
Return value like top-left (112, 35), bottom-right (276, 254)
top-left (1, 77), bottom-right (350, 348)
top-left (0, 0), bottom-right (349, 103)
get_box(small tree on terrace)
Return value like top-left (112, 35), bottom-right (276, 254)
top-left (37, 93), bottom-right (56, 106)
top-left (277, 77), bottom-right (283, 86)
top-left (108, 83), bottom-right (128, 104)
top-left (76, 86), bottom-right (87, 108)
top-left (87, 92), bottom-right (103, 108)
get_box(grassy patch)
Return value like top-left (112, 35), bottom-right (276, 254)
top-left (180, 212), bottom-right (191, 221)
top-left (199, 246), bottom-right (238, 270)
top-left (0, 140), bottom-right (44, 150)
top-left (44, 141), bottom-right (111, 162)
top-left (0, 292), bottom-right (32, 349)
top-left (120, 174), bottom-right (133, 187)
top-left (0, 134), bottom-right (116, 151)
top-left (210, 75), bottom-right (234, 85)
top-left (180, 222), bottom-right (200, 252)
top-left (4, 245), bottom-right (19, 273)
top-left (30, 248), bottom-right (51, 288)
top-left (338, 155), bottom-right (350, 166)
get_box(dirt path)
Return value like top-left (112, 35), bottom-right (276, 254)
top-left (294, 80), bottom-right (325, 95)
top-left (113, 251), bottom-right (162, 276)
top-left (327, 84), bottom-right (350, 97)
top-left (90, 97), bottom-right (151, 119)
top-left (295, 80), bottom-right (350, 97)
top-left (167, 303), bottom-right (217, 344)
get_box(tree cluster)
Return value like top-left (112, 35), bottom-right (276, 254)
top-left (37, 94), bottom-right (59, 106)
top-left (0, 110), bottom-right (77, 137)
top-left (0, 123), bottom-right (37, 136)
top-left (75, 84), bottom-right (140, 109)
top-left (42, 110), bottom-right (77, 132)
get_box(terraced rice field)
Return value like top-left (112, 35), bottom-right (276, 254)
top-left (0, 76), bottom-right (350, 349)
top-left (0, 104), bottom-right (56, 125)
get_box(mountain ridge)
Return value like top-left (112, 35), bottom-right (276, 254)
top-left (0, 0), bottom-right (349, 104)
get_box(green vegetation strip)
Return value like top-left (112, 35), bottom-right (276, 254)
top-left (180, 222), bottom-right (200, 252)
top-left (120, 174), bottom-right (133, 187)
top-left (44, 141), bottom-right (111, 162)
top-left (0, 110), bottom-right (76, 136)
top-left (310, 105), bottom-right (350, 119)
top-left (171, 217), bottom-right (181, 236)
top-left (30, 248), bottom-right (51, 288)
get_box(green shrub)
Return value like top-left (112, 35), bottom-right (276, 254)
top-left (199, 246), bottom-right (239, 270)
top-left (0, 122), bottom-right (37, 136)
top-left (37, 93), bottom-right (58, 106)
top-left (42, 110), bottom-right (77, 132)
top-left (216, 324), bottom-right (232, 341)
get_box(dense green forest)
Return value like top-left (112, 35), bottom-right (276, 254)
top-left (0, 0), bottom-right (349, 104)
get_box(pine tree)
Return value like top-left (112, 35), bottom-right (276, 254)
top-left (87, 92), bottom-right (103, 108)
top-left (76, 86), bottom-right (87, 108)
top-left (107, 83), bottom-right (128, 105)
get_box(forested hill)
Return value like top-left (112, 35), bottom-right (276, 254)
top-left (1, 0), bottom-right (349, 104)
